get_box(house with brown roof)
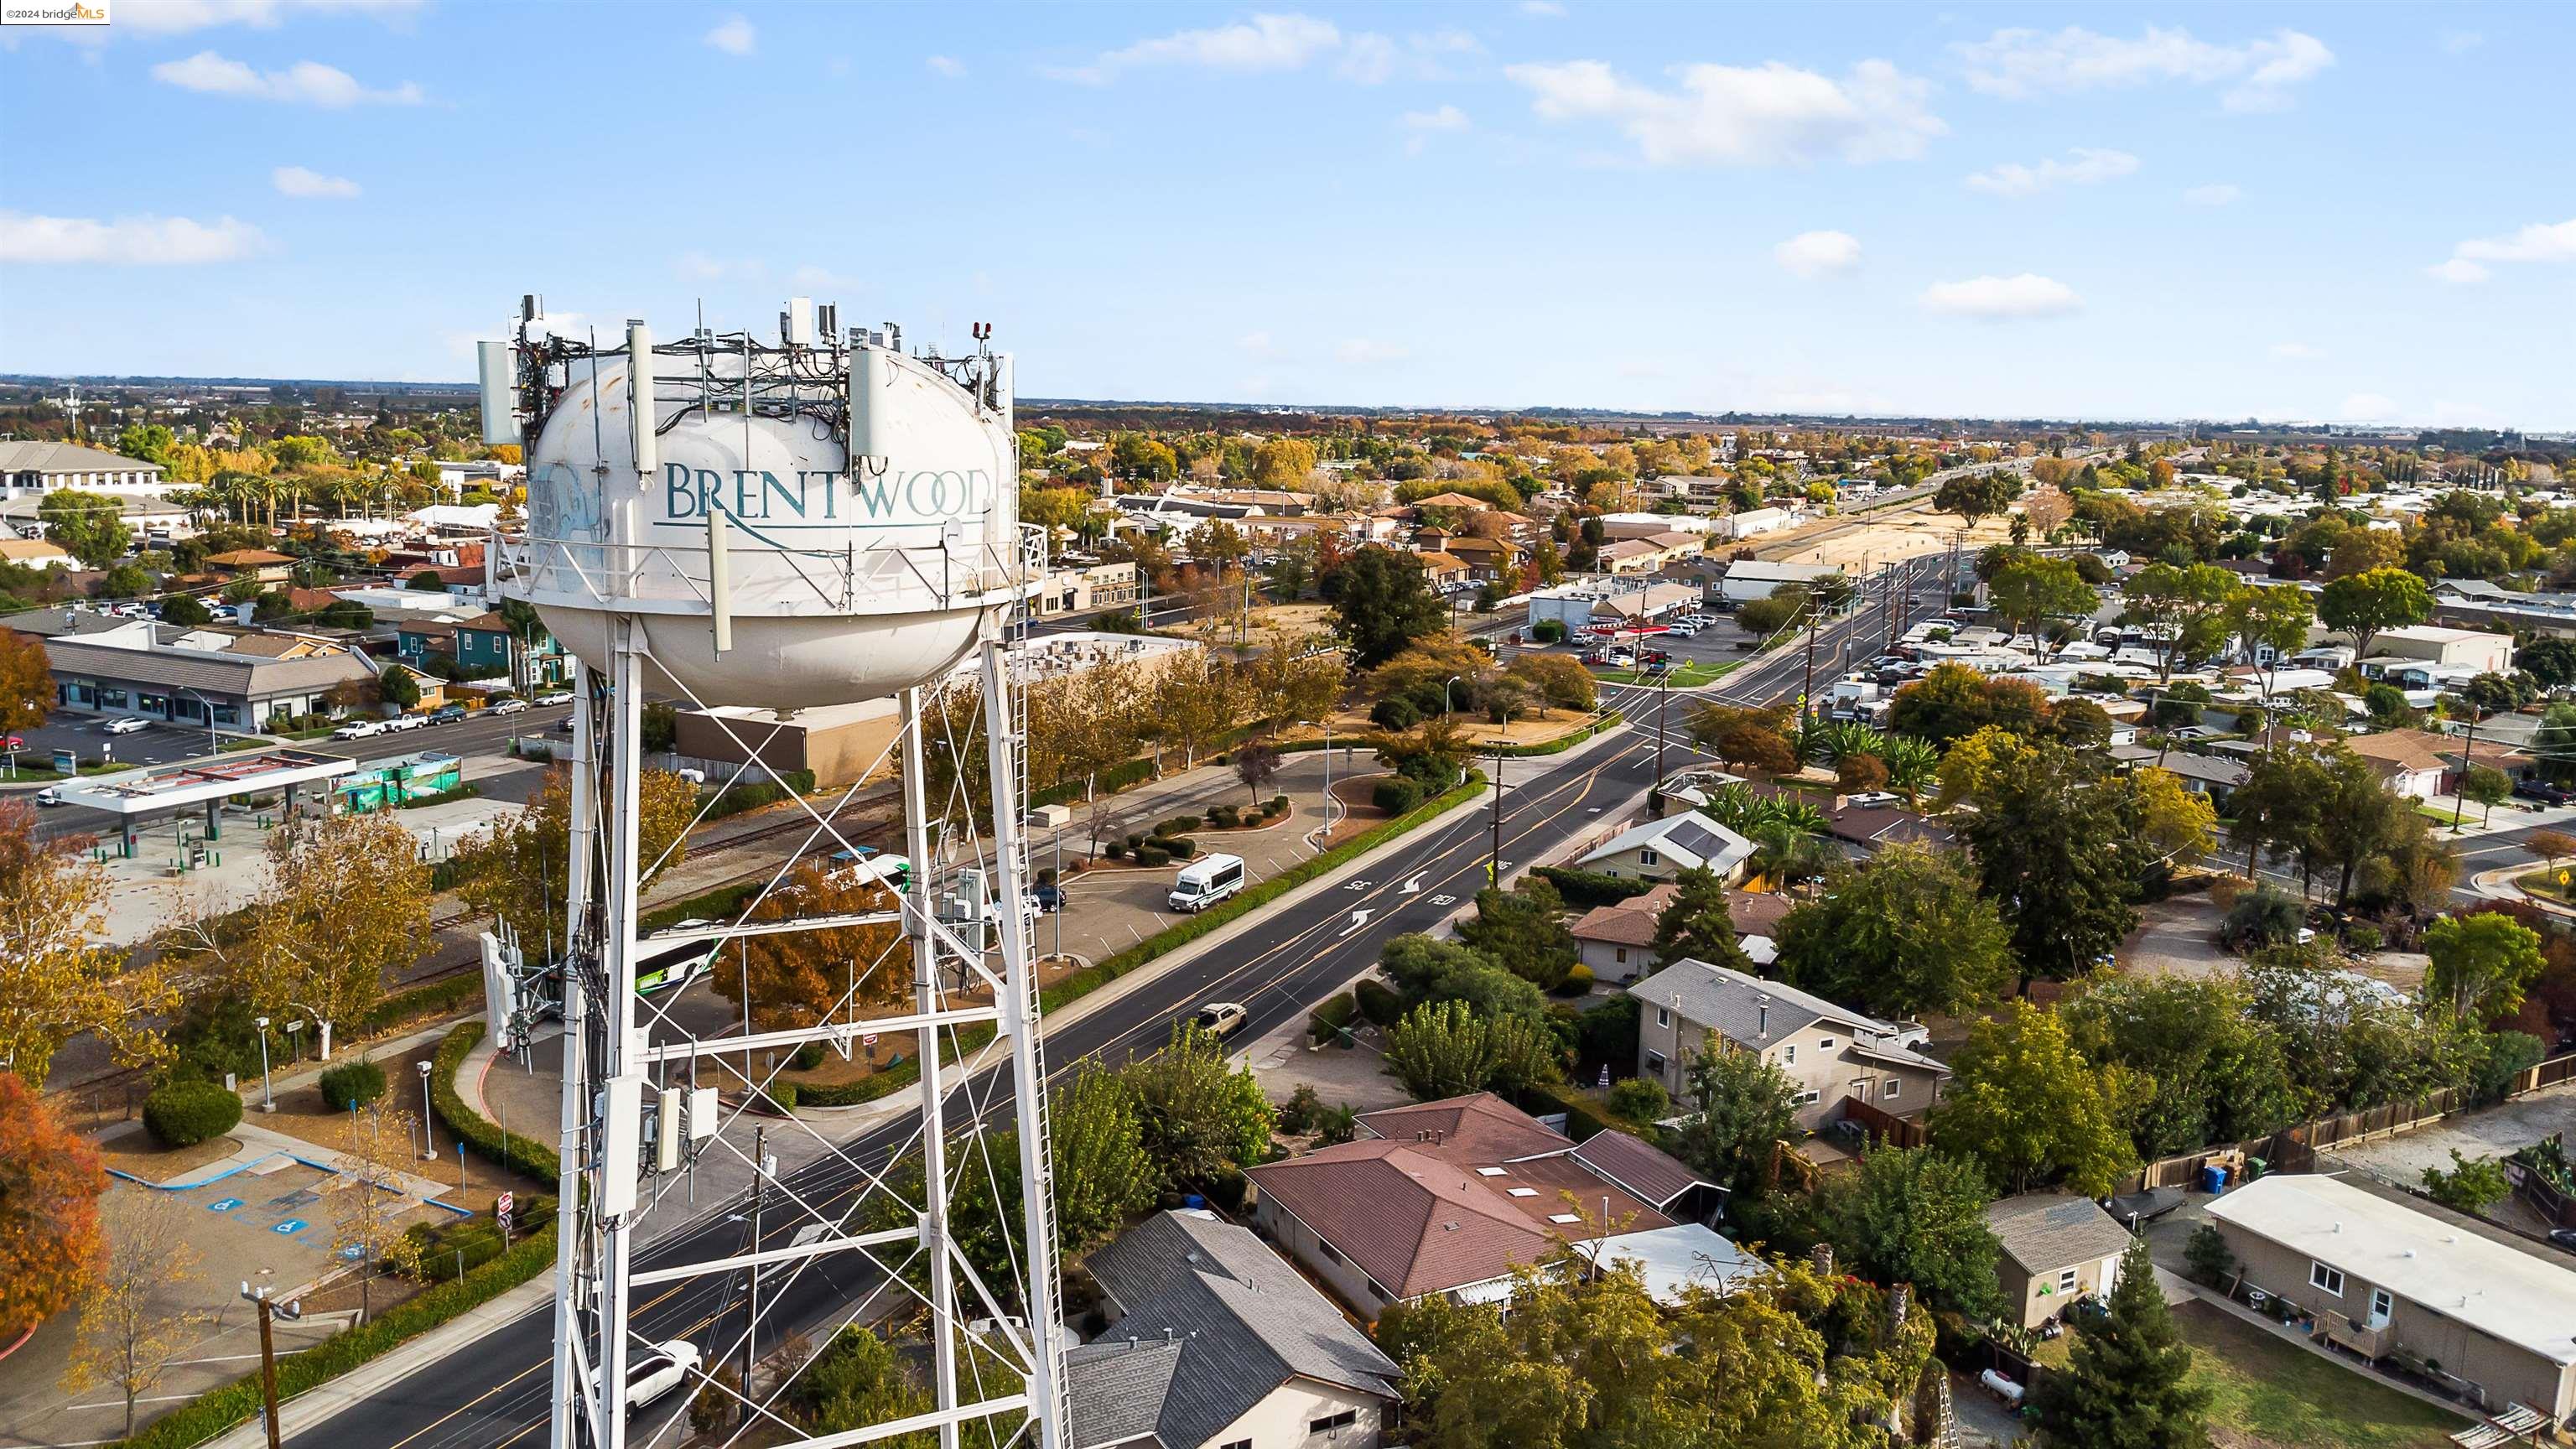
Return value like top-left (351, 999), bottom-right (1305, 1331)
top-left (1442, 534), bottom-right (1528, 581)
top-left (1244, 1093), bottom-right (1730, 1321)
top-left (1567, 882), bottom-right (1676, 983)
top-left (2341, 730), bottom-right (2449, 799)
top-left (1412, 550), bottom-right (1471, 587)
top-left (205, 548), bottom-right (295, 584)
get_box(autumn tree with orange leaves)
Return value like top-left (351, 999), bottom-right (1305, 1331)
top-left (0, 1071), bottom-right (106, 1335)
top-left (710, 862), bottom-right (913, 1032)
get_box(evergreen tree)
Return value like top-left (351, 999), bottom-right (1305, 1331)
top-left (2030, 1238), bottom-right (2210, 1449)
top-left (1649, 866), bottom-right (1749, 970)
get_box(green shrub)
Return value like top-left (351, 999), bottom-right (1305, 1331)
top-left (1372, 776), bottom-right (1425, 814)
top-left (791, 1040), bottom-right (827, 1072)
top-left (1157, 835), bottom-right (1198, 859)
top-left (1354, 978), bottom-right (1405, 1026)
top-left (1607, 1076), bottom-right (1670, 1127)
top-left (1278, 1084), bottom-right (1327, 1134)
top-left (1270, 794), bottom-right (1289, 813)
top-left (143, 1080), bottom-right (242, 1146)
top-left (1208, 805), bottom-right (1240, 828)
top-left (763, 1082), bottom-right (798, 1113)
top-left (1532, 619), bottom-right (1567, 643)
top-left (1135, 844), bottom-right (1171, 868)
top-left (1157, 813), bottom-right (1204, 835)
top-left (1309, 991), bottom-right (1359, 1044)
top-left (318, 1058), bottom-right (387, 1111)
top-left (1104, 840), bottom-right (1129, 860)
top-left (1552, 963), bottom-right (1596, 997)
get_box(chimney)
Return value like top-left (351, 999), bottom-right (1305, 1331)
top-left (1810, 1243), bottom-right (1833, 1276)
top-left (1757, 995), bottom-right (1772, 1041)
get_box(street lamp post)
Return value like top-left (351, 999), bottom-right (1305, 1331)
top-left (253, 1015), bottom-right (275, 1113)
top-left (416, 1060), bottom-right (436, 1161)
top-left (1445, 674), bottom-right (1462, 718)
top-left (177, 685), bottom-right (219, 757)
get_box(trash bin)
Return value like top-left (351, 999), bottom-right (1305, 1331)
top-left (2200, 1162), bottom-right (2230, 1195)
top-left (2246, 1156), bottom-right (2267, 1181)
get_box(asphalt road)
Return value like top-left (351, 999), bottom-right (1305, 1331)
top-left (281, 569), bottom-right (1932, 1449)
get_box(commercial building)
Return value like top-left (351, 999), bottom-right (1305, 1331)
top-left (33, 619), bottom-right (377, 730)
top-left (1628, 959), bottom-right (1946, 1130)
top-left (2205, 1174), bottom-right (2576, 1425)
top-left (1524, 579), bottom-right (1698, 635)
top-left (1064, 1210), bottom-right (1400, 1449)
top-left (1716, 559), bottom-right (1843, 605)
top-left (1029, 558), bottom-right (1142, 621)
top-left (0, 440), bottom-right (168, 496)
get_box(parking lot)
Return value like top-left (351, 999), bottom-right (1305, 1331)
top-left (8, 713), bottom-right (219, 774)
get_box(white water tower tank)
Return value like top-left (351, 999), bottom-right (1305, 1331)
top-left (496, 323), bottom-right (1032, 709)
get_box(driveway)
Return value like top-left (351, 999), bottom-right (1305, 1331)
top-left (2119, 896), bottom-right (2233, 979)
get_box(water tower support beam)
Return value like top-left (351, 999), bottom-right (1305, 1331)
top-left (899, 684), bottom-right (963, 1449)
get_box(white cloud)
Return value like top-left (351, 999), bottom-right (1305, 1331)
top-left (2183, 183), bottom-right (2241, 206)
top-left (1774, 229), bottom-right (1861, 278)
top-left (1504, 57), bottom-right (1943, 167)
top-left (1519, 0), bottom-right (1564, 14)
top-left (703, 14), bottom-right (755, 56)
top-left (272, 164), bottom-right (359, 198)
top-left (2340, 392), bottom-right (2397, 420)
top-left (2426, 218), bottom-right (2576, 285)
top-left (1400, 103), bottom-right (1469, 153)
top-left (0, 211), bottom-right (267, 265)
top-left (1964, 147), bottom-right (2138, 196)
top-left (1238, 330), bottom-right (1274, 355)
top-left (2439, 30), bottom-right (2483, 55)
top-left (1337, 339), bottom-right (1410, 366)
top-left (926, 55), bottom-right (964, 77)
top-left (149, 50), bottom-right (421, 105)
top-left (1954, 25), bottom-right (2333, 112)
top-left (112, 0), bottom-right (422, 34)
top-left (2269, 341), bottom-right (2324, 361)
top-left (1051, 13), bottom-right (1342, 84)
top-left (1918, 273), bottom-right (2080, 319)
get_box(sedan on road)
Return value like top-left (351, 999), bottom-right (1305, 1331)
top-left (532, 689), bottom-right (574, 705)
top-left (488, 697), bottom-right (529, 716)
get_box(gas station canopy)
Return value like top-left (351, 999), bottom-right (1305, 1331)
top-left (50, 748), bottom-right (357, 818)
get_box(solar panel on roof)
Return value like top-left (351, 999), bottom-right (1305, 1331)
top-left (1665, 822), bottom-right (1727, 859)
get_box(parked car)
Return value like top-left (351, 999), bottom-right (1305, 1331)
top-left (330, 719), bottom-right (385, 740)
top-left (429, 704), bottom-right (468, 724)
top-left (553, 716), bottom-right (577, 735)
top-left (1032, 881), bottom-right (1064, 913)
top-left (1192, 1001), bottom-right (1248, 1039)
top-left (384, 714), bottom-right (428, 733)
top-left (103, 715), bottom-right (151, 735)
top-left (2515, 778), bottom-right (2574, 807)
top-left (532, 689), bottom-right (574, 706)
top-left (2549, 1228), bottom-right (2576, 1255)
top-left (488, 696), bottom-right (529, 716)
top-left (1664, 621), bottom-right (1700, 638)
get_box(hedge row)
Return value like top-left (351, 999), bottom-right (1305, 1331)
top-left (1309, 991), bottom-right (1359, 1044)
top-left (1532, 865), bottom-right (1654, 910)
top-left (783, 770), bottom-right (1489, 1109)
top-left (112, 1227), bottom-right (559, 1449)
top-left (428, 1021), bottom-right (561, 1182)
top-left (354, 971), bottom-right (480, 1036)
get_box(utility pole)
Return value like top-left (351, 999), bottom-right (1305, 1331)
top-left (1488, 751), bottom-right (1504, 883)
top-left (1800, 599), bottom-right (1821, 724)
top-left (2450, 708), bottom-right (2481, 832)
top-left (740, 1122), bottom-right (766, 1394)
top-left (1654, 670), bottom-right (1670, 788)
top-left (239, 1284), bottom-right (299, 1449)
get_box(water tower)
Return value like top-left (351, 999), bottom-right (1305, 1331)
top-left (482, 297), bottom-right (1066, 1449)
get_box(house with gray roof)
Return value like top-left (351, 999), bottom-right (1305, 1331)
top-left (1065, 1210), bottom-right (1400, 1449)
top-left (1628, 958), bottom-right (1947, 1131)
top-left (1575, 810), bottom-right (1754, 884)
top-left (0, 439), bottom-right (168, 497)
top-left (1984, 1193), bottom-right (2135, 1329)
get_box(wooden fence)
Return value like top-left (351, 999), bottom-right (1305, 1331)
top-left (2108, 1070), bottom-right (2567, 1198)
top-left (1840, 1097), bottom-right (1931, 1149)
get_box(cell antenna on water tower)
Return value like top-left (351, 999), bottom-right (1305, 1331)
top-left (485, 298), bottom-right (1065, 1449)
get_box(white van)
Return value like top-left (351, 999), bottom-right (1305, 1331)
top-left (1166, 853), bottom-right (1247, 912)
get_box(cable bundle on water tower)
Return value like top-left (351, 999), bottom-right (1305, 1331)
top-left (480, 294), bottom-right (1068, 1449)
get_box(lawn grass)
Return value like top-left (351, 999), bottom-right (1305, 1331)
top-left (2515, 867), bottom-right (2574, 902)
top-left (1592, 661), bottom-right (1739, 688)
top-left (2168, 1301), bottom-right (2467, 1449)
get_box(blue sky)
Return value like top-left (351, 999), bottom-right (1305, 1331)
top-left (3, 2), bottom-right (2570, 428)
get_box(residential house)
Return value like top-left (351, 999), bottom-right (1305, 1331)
top-left (1628, 959), bottom-right (1948, 1130)
top-left (1414, 551), bottom-right (1472, 589)
top-left (1064, 1210), bottom-right (1400, 1449)
top-left (401, 562), bottom-right (491, 602)
top-left (397, 610), bottom-right (563, 687)
top-left (0, 537), bottom-right (76, 567)
top-left (2205, 1174), bottom-right (2576, 1425)
top-left (2107, 745), bottom-right (2251, 808)
top-left (1567, 883), bottom-right (1678, 984)
top-left (1575, 810), bottom-right (1755, 884)
top-left (1600, 512), bottom-right (1715, 542)
top-left (1597, 538), bottom-right (1671, 577)
top-left (1443, 533), bottom-right (1527, 582)
top-left (1985, 1194), bottom-right (2134, 1329)
top-left (1244, 1093), bottom-right (1735, 1321)
top-left (2340, 730), bottom-right (2448, 800)
top-left (204, 548), bottom-right (296, 584)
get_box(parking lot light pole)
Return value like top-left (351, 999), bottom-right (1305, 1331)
top-left (254, 1016), bottom-right (275, 1113)
top-left (417, 1060), bottom-right (437, 1160)
top-left (239, 1283), bottom-right (300, 1449)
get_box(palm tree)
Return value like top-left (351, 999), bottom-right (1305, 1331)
top-left (1879, 736), bottom-right (1940, 807)
top-left (1747, 823), bottom-right (1836, 896)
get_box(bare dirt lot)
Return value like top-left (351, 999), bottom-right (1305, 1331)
top-left (1760, 499), bottom-right (2019, 571)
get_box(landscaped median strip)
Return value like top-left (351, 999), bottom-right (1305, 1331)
top-left (1265, 710), bottom-right (1624, 763)
top-left (789, 767), bottom-right (1493, 1108)
top-left (114, 1022), bottom-right (556, 1449)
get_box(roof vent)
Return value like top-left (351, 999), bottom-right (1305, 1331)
top-left (1443, 1221), bottom-right (1461, 1232)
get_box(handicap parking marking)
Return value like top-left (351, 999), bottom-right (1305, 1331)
top-left (206, 1197), bottom-right (245, 1213)
top-left (272, 1218), bottom-right (308, 1235)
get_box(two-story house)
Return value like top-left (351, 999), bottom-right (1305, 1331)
top-left (1628, 959), bottom-right (1949, 1130)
